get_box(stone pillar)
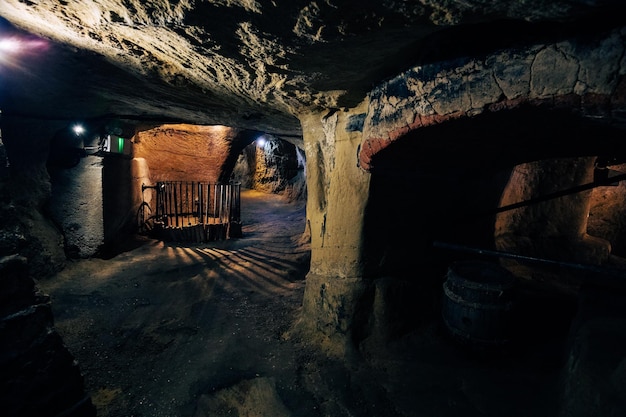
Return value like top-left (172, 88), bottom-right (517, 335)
top-left (296, 104), bottom-right (372, 356)
top-left (48, 155), bottom-right (104, 258)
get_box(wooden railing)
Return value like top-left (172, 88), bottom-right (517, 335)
top-left (142, 181), bottom-right (241, 242)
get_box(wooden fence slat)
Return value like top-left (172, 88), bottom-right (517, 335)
top-left (153, 181), bottom-right (241, 242)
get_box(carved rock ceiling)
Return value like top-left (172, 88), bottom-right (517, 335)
top-left (0, 1), bottom-right (623, 136)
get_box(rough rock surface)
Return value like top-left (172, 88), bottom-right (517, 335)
top-left (2, 2), bottom-right (626, 416)
top-left (0, 254), bottom-right (96, 417)
top-left (1, 1), bottom-right (624, 135)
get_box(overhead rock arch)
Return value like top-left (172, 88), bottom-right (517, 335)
top-left (359, 27), bottom-right (626, 170)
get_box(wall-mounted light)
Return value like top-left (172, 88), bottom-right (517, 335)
top-left (0, 35), bottom-right (48, 64)
top-left (72, 124), bottom-right (85, 136)
top-left (256, 136), bottom-right (266, 147)
top-left (0, 38), bottom-right (21, 54)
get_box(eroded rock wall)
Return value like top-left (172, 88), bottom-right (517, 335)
top-left (0, 255), bottom-right (96, 417)
top-left (495, 157), bottom-right (611, 266)
top-left (133, 124), bottom-right (242, 183)
top-left (1, 118), bottom-right (67, 277)
top-left (232, 135), bottom-right (306, 201)
top-left (588, 163), bottom-right (626, 257)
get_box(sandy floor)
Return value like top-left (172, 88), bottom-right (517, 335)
top-left (39, 189), bottom-right (575, 417)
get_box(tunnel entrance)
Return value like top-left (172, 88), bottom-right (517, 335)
top-left (356, 106), bottom-right (626, 417)
top-left (362, 105), bottom-right (626, 350)
top-left (365, 106), bottom-right (626, 282)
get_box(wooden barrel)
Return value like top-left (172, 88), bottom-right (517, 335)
top-left (442, 260), bottom-right (516, 347)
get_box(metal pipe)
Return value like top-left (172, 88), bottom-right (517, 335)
top-left (433, 240), bottom-right (626, 284)
top-left (490, 173), bottom-right (626, 216)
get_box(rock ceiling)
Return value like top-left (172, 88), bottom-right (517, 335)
top-left (0, 1), bottom-right (624, 137)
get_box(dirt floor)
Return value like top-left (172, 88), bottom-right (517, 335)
top-left (38, 189), bottom-right (577, 417)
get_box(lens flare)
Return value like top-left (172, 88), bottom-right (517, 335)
top-left (72, 124), bottom-right (85, 135)
top-left (0, 38), bottom-right (21, 53)
top-left (0, 35), bottom-right (49, 72)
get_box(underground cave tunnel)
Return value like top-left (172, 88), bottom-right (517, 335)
top-left (4, 108), bottom-right (626, 416)
top-left (1, 119), bottom-right (312, 416)
top-left (43, 122), bottom-right (306, 259)
top-left (3, 105), bottom-right (626, 417)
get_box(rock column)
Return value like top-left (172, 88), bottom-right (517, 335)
top-left (297, 105), bottom-right (372, 356)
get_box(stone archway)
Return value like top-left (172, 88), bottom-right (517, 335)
top-left (359, 104), bottom-right (626, 344)
top-left (359, 27), bottom-right (626, 171)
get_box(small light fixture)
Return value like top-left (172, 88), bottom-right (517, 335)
top-left (0, 35), bottom-right (48, 61)
top-left (256, 136), bottom-right (266, 147)
top-left (0, 38), bottom-right (21, 54)
top-left (72, 124), bottom-right (85, 136)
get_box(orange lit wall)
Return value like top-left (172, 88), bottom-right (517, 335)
top-left (133, 124), bottom-right (237, 184)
